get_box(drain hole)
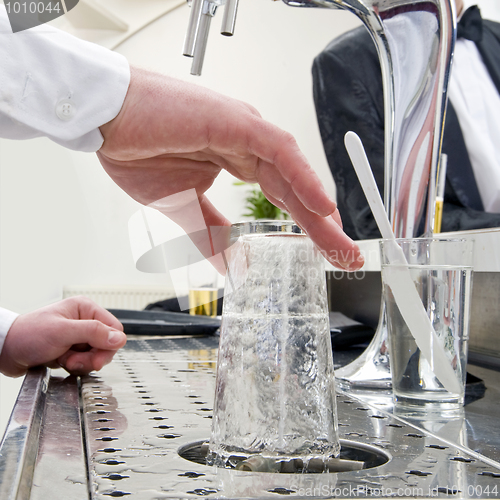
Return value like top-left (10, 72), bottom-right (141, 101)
top-left (370, 415), bottom-right (385, 419)
top-left (100, 460), bottom-right (125, 466)
top-left (355, 408), bottom-right (370, 411)
top-left (178, 439), bottom-right (390, 473)
top-left (387, 424), bottom-right (403, 428)
top-left (437, 487), bottom-right (460, 495)
top-left (179, 472), bottom-right (205, 478)
top-left (450, 457), bottom-right (474, 463)
top-left (95, 427), bottom-right (116, 432)
top-left (103, 491), bottom-right (131, 497)
top-left (94, 419), bottom-right (113, 423)
top-left (187, 489), bottom-right (217, 496)
top-left (99, 448), bottom-right (122, 453)
top-left (146, 409), bottom-right (162, 413)
top-left (405, 433), bottom-right (424, 438)
top-left (479, 471), bottom-right (500, 478)
top-left (155, 425), bottom-right (174, 429)
top-left (269, 487), bottom-right (295, 495)
top-left (159, 434), bottom-right (181, 439)
top-left (188, 395), bottom-right (200, 398)
top-left (149, 416), bottom-right (168, 420)
top-left (427, 444), bottom-right (448, 450)
top-left (407, 470), bottom-right (432, 477)
top-left (103, 474), bottom-right (130, 481)
top-left (97, 437), bottom-right (118, 442)
top-left (193, 401), bottom-right (207, 405)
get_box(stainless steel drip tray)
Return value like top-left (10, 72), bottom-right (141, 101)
top-left (2, 336), bottom-right (500, 499)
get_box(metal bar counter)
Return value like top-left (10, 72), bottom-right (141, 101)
top-left (1, 335), bottom-right (500, 499)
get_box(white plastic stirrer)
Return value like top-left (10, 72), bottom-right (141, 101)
top-left (344, 131), bottom-right (461, 395)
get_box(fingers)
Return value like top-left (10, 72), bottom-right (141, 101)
top-left (58, 347), bottom-right (118, 375)
top-left (275, 188), bottom-right (364, 271)
top-left (248, 120), bottom-right (337, 217)
top-left (260, 176), bottom-right (362, 270)
top-left (74, 297), bottom-right (124, 331)
top-left (60, 317), bottom-right (127, 353)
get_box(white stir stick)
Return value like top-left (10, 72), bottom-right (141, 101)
top-left (344, 131), bottom-right (461, 395)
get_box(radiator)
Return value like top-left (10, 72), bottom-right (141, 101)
top-left (62, 285), bottom-right (176, 311)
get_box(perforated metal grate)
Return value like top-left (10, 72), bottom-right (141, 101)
top-left (80, 337), bottom-right (500, 499)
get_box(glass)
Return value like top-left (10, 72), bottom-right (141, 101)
top-left (380, 238), bottom-right (474, 413)
top-left (188, 256), bottom-right (219, 317)
top-left (208, 221), bottom-right (340, 470)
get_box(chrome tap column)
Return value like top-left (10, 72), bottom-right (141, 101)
top-left (282, 0), bottom-right (456, 388)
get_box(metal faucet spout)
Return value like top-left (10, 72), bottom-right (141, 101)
top-left (183, 0), bottom-right (240, 75)
top-left (283, 0), bottom-right (456, 389)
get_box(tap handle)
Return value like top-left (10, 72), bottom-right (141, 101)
top-left (184, 0), bottom-right (205, 57)
top-left (221, 0), bottom-right (239, 36)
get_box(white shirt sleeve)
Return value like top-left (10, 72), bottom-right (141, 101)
top-left (0, 307), bottom-right (19, 356)
top-left (0, 5), bottom-right (130, 152)
top-left (448, 38), bottom-right (500, 213)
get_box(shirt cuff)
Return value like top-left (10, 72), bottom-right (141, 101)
top-left (0, 307), bottom-right (19, 356)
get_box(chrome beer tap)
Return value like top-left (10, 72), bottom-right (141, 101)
top-left (183, 0), bottom-right (239, 75)
top-left (283, 0), bottom-right (456, 388)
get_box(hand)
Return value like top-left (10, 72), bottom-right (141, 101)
top-left (98, 67), bottom-right (364, 271)
top-left (0, 297), bottom-right (126, 377)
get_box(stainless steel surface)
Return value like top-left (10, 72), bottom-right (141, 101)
top-left (2, 336), bottom-right (500, 499)
top-left (221, 0), bottom-right (239, 35)
top-left (190, 0), bottom-right (218, 76)
top-left (183, 0), bottom-right (204, 57)
top-left (30, 371), bottom-right (88, 500)
top-left (183, 0), bottom-right (225, 75)
top-left (0, 367), bottom-right (49, 500)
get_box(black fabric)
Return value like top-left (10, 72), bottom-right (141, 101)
top-left (457, 5), bottom-right (483, 42)
top-left (312, 17), bottom-right (500, 240)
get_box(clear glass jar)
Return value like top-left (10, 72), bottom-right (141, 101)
top-left (208, 221), bottom-right (340, 471)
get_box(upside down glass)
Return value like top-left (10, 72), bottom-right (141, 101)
top-left (380, 238), bottom-right (474, 412)
top-left (208, 221), bottom-right (340, 470)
